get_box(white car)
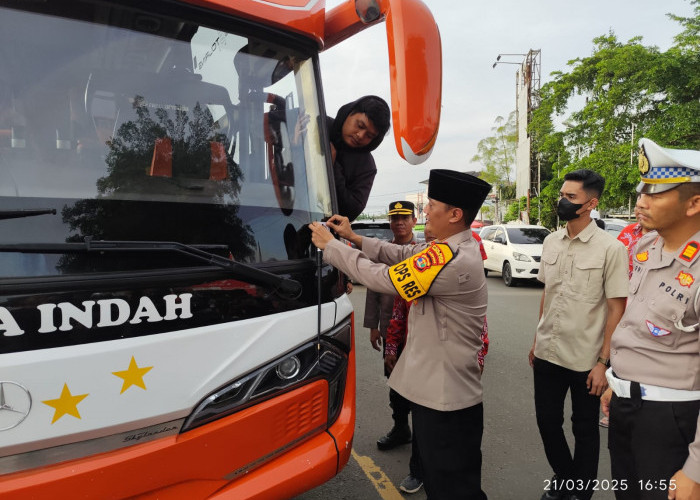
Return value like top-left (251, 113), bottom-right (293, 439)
top-left (600, 218), bottom-right (629, 238)
top-left (480, 224), bottom-right (550, 287)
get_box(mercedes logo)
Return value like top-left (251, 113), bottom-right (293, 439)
top-left (0, 381), bottom-right (32, 431)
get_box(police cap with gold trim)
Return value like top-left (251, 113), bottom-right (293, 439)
top-left (637, 138), bottom-right (700, 194)
top-left (428, 169), bottom-right (491, 209)
top-left (388, 201), bottom-right (415, 216)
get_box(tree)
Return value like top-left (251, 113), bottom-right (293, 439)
top-left (503, 197), bottom-right (527, 223)
top-left (471, 112), bottom-right (517, 221)
top-left (60, 94), bottom-right (256, 273)
top-left (480, 204), bottom-right (494, 222)
top-left (530, 1), bottom-right (700, 215)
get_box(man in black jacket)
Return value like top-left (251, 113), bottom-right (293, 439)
top-left (327, 96), bottom-right (390, 221)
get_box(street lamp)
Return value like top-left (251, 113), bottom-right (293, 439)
top-left (492, 53), bottom-right (527, 69)
top-left (492, 61), bottom-right (521, 69)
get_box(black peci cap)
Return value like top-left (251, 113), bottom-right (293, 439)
top-left (427, 169), bottom-right (491, 209)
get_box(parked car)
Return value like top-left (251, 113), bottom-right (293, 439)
top-left (480, 224), bottom-right (550, 287)
top-left (600, 218), bottom-right (629, 238)
top-left (350, 220), bottom-right (393, 244)
top-left (348, 221), bottom-right (393, 285)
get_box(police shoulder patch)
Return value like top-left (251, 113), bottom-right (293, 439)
top-left (680, 241), bottom-right (700, 263)
top-left (388, 242), bottom-right (454, 301)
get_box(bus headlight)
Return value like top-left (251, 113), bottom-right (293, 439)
top-left (276, 356), bottom-right (301, 380)
top-left (181, 317), bottom-right (351, 432)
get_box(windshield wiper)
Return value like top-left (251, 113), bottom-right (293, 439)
top-left (0, 209), bottom-right (56, 220)
top-left (0, 237), bottom-right (302, 298)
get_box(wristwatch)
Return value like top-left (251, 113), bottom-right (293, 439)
top-left (597, 357), bottom-right (610, 367)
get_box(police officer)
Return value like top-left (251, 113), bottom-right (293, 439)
top-left (364, 201), bottom-right (417, 451)
top-left (601, 138), bottom-right (700, 500)
top-left (309, 169), bottom-right (491, 499)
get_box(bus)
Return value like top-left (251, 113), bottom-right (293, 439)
top-left (0, 0), bottom-right (441, 497)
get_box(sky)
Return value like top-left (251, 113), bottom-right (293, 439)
top-left (319, 0), bottom-right (696, 216)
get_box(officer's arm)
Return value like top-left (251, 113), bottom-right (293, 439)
top-left (363, 289), bottom-right (380, 329)
top-left (671, 327), bottom-right (700, 497)
top-left (539, 289), bottom-right (545, 320)
top-left (363, 237), bottom-right (425, 266)
top-left (600, 297), bottom-right (625, 360)
top-left (669, 469), bottom-right (700, 500)
top-left (599, 241), bottom-right (631, 361)
top-left (531, 237), bottom-right (549, 367)
top-left (322, 240), bottom-right (399, 296)
top-left (529, 290), bottom-right (545, 368)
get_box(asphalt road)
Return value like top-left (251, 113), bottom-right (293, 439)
top-left (294, 274), bottom-right (616, 500)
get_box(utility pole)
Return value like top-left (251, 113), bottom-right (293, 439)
top-left (492, 49), bottom-right (542, 224)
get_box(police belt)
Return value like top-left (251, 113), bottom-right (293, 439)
top-left (606, 368), bottom-right (700, 402)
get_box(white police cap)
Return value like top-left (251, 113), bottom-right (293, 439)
top-left (637, 138), bottom-right (700, 194)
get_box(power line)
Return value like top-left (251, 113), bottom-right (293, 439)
top-left (368, 189), bottom-right (425, 199)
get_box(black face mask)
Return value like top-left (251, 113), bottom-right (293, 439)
top-left (557, 198), bottom-right (584, 221)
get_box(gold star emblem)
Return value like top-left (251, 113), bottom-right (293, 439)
top-left (42, 383), bottom-right (89, 424)
top-left (112, 356), bottom-right (153, 394)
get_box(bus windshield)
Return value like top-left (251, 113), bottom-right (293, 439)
top-left (0, 2), bottom-right (332, 278)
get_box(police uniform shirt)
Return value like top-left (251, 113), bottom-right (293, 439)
top-left (536, 220), bottom-right (629, 371)
top-left (322, 230), bottom-right (487, 411)
top-left (363, 236), bottom-right (416, 338)
top-left (610, 230), bottom-right (700, 481)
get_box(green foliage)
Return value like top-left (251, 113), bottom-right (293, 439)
top-left (480, 204), bottom-right (494, 220)
top-left (472, 112), bottom-right (517, 200)
top-left (530, 2), bottom-right (700, 210)
top-left (503, 196), bottom-right (528, 223)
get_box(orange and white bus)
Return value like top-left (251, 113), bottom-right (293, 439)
top-left (0, 0), bottom-right (440, 497)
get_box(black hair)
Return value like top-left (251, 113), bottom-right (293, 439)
top-left (463, 207), bottom-right (478, 227)
top-left (446, 204), bottom-right (478, 227)
top-left (563, 169), bottom-right (605, 198)
top-left (330, 95), bottom-right (390, 153)
top-left (349, 96), bottom-right (391, 138)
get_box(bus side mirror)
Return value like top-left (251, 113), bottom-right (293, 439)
top-left (324, 0), bottom-right (442, 165)
top-left (384, 0), bottom-right (441, 164)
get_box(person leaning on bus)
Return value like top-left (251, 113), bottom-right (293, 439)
top-left (326, 95), bottom-right (390, 221)
top-left (309, 169), bottom-right (492, 500)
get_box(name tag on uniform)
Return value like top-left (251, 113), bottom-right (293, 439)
top-left (388, 242), bottom-right (454, 301)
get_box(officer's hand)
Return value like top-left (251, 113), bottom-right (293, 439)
top-left (600, 388), bottom-right (613, 417)
top-left (369, 328), bottom-right (382, 351)
top-left (326, 215), bottom-right (353, 240)
top-left (385, 354), bottom-right (398, 374)
top-left (586, 363), bottom-right (608, 396)
top-left (309, 221), bottom-right (334, 250)
top-left (528, 344), bottom-right (536, 368)
top-left (668, 469), bottom-right (700, 500)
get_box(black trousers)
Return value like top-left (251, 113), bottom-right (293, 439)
top-left (609, 392), bottom-right (700, 500)
top-left (533, 358), bottom-right (600, 499)
top-left (390, 387), bottom-right (411, 424)
top-left (411, 401), bottom-right (486, 500)
top-left (389, 388), bottom-right (422, 479)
